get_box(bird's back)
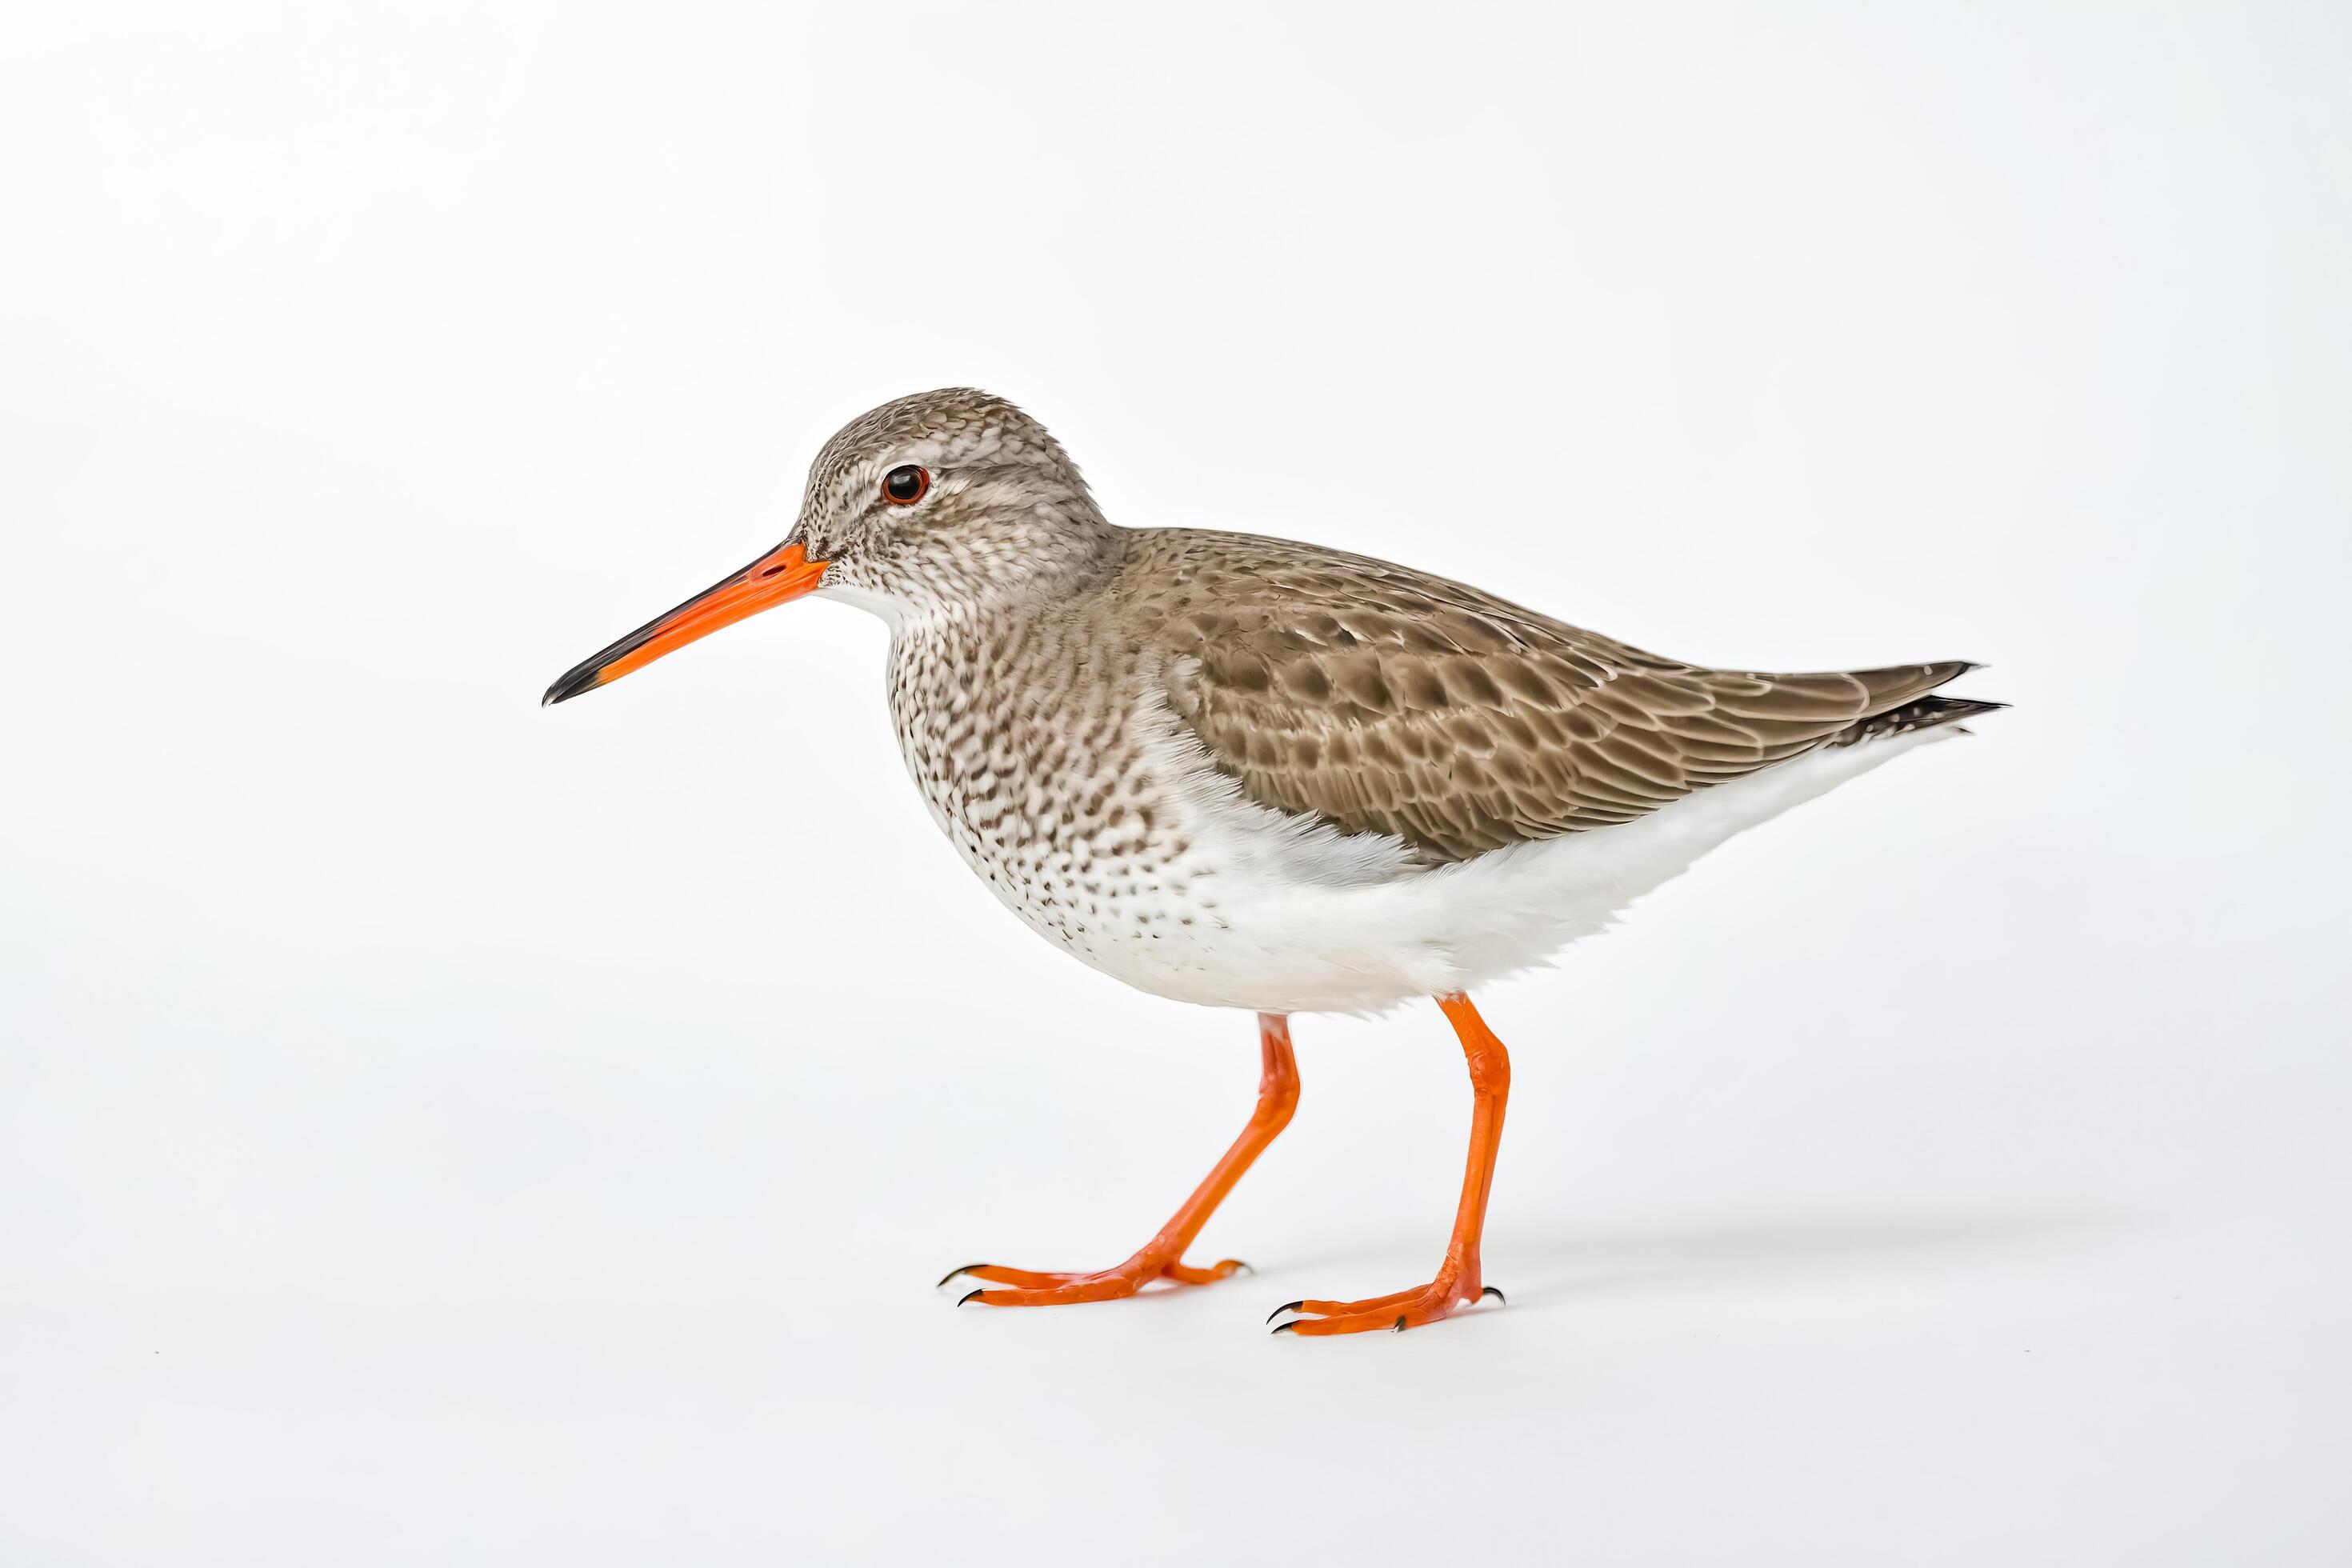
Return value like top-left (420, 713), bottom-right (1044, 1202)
top-left (1102, 527), bottom-right (1988, 862)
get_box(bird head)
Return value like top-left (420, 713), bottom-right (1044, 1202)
top-left (542, 387), bottom-right (1109, 706)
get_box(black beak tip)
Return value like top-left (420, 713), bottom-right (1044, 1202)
top-left (541, 667), bottom-right (602, 707)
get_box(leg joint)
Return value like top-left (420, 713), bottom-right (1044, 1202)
top-left (1464, 1042), bottom-right (1510, 1097)
top-left (1437, 994), bottom-right (1512, 1096)
top-left (1255, 1014), bottom-right (1302, 1119)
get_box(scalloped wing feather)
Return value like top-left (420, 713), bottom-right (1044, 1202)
top-left (1134, 531), bottom-right (1970, 863)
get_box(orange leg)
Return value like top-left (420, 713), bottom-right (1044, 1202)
top-left (944, 1013), bottom-right (1301, 1307)
top-left (1272, 993), bottom-right (1510, 1335)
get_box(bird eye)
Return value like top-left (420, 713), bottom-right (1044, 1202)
top-left (881, 465), bottom-right (930, 505)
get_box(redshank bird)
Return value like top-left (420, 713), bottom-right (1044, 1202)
top-left (544, 388), bottom-right (1998, 1335)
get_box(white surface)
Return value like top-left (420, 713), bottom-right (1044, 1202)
top-left (2, 3), bottom-right (2346, 1563)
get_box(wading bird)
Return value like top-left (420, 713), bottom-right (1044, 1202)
top-left (545, 389), bottom-right (1996, 1334)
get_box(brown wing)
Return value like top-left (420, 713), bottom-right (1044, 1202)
top-left (1131, 531), bottom-right (1970, 863)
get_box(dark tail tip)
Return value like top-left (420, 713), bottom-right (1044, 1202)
top-left (1832, 693), bottom-right (2008, 746)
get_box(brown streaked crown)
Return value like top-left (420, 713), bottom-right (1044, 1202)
top-left (794, 389), bottom-right (1118, 612)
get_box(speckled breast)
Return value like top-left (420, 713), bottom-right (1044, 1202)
top-left (883, 611), bottom-right (1215, 978)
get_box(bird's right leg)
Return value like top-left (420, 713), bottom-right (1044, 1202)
top-left (1269, 992), bottom-right (1510, 1334)
top-left (939, 1013), bottom-right (1300, 1306)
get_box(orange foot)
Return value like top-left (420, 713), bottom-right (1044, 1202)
top-left (1270, 995), bottom-right (1517, 1337)
top-left (1268, 1278), bottom-right (1506, 1335)
top-left (940, 1252), bottom-right (1250, 1307)
top-left (943, 1014), bottom-right (1301, 1311)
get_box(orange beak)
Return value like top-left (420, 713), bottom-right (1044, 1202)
top-left (542, 538), bottom-right (829, 706)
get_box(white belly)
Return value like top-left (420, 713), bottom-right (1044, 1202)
top-left (967, 721), bottom-right (1966, 1016)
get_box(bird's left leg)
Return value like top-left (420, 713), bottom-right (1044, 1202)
top-left (942, 1013), bottom-right (1300, 1307)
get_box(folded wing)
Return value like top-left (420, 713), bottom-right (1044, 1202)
top-left (1144, 534), bottom-right (1970, 862)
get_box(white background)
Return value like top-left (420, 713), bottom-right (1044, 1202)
top-left (3, 3), bottom-right (2346, 1563)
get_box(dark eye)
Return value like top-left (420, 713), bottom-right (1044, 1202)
top-left (881, 464), bottom-right (930, 505)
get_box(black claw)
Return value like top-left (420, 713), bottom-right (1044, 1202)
top-left (1270, 1321), bottom-right (1298, 1335)
top-left (1266, 1299), bottom-right (1306, 1325)
top-left (1230, 1261), bottom-right (1255, 1278)
top-left (1482, 1286), bottom-right (1507, 1306)
top-left (956, 1288), bottom-right (986, 1308)
top-left (937, 1262), bottom-right (990, 1290)
top-left (1392, 1314), bottom-right (1408, 1332)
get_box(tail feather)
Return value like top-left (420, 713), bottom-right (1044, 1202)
top-left (1829, 690), bottom-right (2008, 746)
